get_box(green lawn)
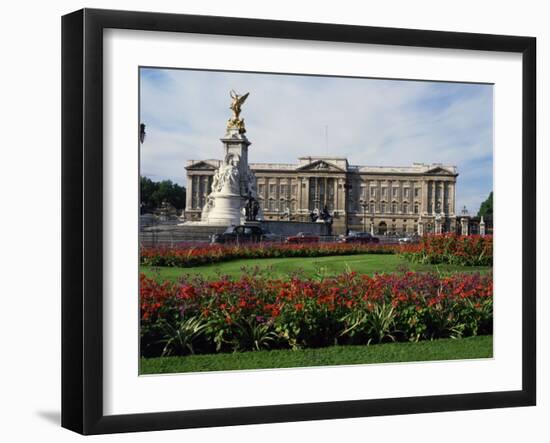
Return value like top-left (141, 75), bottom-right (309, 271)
top-left (141, 253), bottom-right (491, 282)
top-left (140, 335), bottom-right (493, 374)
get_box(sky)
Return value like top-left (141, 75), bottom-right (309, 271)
top-left (139, 67), bottom-right (493, 215)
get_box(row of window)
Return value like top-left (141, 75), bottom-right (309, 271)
top-left (258, 184), bottom-right (299, 195)
top-left (360, 201), bottom-right (450, 214)
top-left (263, 200), bottom-right (298, 212)
top-left (360, 202), bottom-right (420, 214)
top-left (257, 184), bottom-right (428, 201)
top-left (260, 200), bottom-right (450, 215)
top-left (259, 199), bottom-right (423, 215)
top-left (365, 186), bottom-right (421, 199)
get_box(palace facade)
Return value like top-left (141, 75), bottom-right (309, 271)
top-left (185, 156), bottom-right (458, 235)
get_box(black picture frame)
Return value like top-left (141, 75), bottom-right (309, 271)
top-left (62, 8), bottom-right (536, 435)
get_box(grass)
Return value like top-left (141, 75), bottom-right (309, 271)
top-left (140, 335), bottom-right (493, 374)
top-left (141, 253), bottom-right (491, 282)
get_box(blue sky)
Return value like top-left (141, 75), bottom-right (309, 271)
top-left (140, 68), bottom-right (493, 214)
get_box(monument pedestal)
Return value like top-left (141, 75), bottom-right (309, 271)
top-left (202, 191), bottom-right (243, 226)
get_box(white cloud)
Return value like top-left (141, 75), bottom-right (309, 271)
top-left (140, 68), bottom-right (493, 213)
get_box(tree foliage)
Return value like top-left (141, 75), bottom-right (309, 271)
top-left (140, 176), bottom-right (186, 213)
top-left (477, 191), bottom-right (493, 218)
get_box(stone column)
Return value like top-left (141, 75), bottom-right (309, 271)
top-left (185, 174), bottom-right (194, 212)
top-left (428, 180), bottom-right (435, 215)
top-left (302, 177), bottom-right (309, 211)
top-left (421, 180), bottom-right (428, 215)
top-left (401, 183), bottom-right (405, 208)
top-left (333, 177), bottom-right (338, 212)
top-left (479, 216), bottom-right (486, 236)
top-left (333, 178), bottom-right (339, 213)
top-left (324, 176), bottom-right (328, 208)
top-left (437, 180), bottom-right (445, 214)
top-left (449, 182), bottom-right (456, 215)
top-left (337, 178), bottom-right (346, 214)
top-left (196, 175), bottom-right (202, 209)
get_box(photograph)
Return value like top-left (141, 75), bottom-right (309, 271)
top-left (1, 0), bottom-right (544, 439)
top-left (138, 67), bottom-right (494, 375)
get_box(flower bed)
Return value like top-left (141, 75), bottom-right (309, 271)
top-left (140, 271), bottom-right (493, 357)
top-left (141, 242), bottom-right (396, 268)
top-left (400, 234), bottom-right (493, 266)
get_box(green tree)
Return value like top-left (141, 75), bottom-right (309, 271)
top-left (140, 176), bottom-right (186, 213)
top-left (477, 191), bottom-right (493, 218)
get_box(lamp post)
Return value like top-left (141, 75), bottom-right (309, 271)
top-left (139, 123), bottom-right (146, 144)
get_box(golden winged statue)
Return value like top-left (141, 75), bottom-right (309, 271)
top-left (230, 90), bottom-right (249, 119)
top-left (226, 90), bottom-right (250, 134)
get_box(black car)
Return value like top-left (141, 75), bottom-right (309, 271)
top-left (338, 232), bottom-right (380, 244)
top-left (211, 225), bottom-right (274, 244)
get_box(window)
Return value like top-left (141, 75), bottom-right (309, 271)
top-left (414, 187), bottom-right (420, 198)
top-left (392, 187), bottom-right (398, 198)
top-left (370, 187), bottom-right (377, 197)
top-left (291, 184), bottom-right (297, 195)
top-left (258, 184), bottom-right (265, 195)
top-left (381, 187), bottom-right (387, 198)
top-left (414, 203), bottom-right (419, 214)
top-left (403, 203), bottom-right (408, 213)
top-left (268, 199), bottom-right (275, 211)
top-left (404, 187), bottom-right (410, 199)
top-left (391, 202), bottom-right (397, 213)
top-left (380, 203), bottom-right (386, 213)
top-left (269, 184), bottom-right (276, 195)
top-left (280, 184), bottom-right (287, 195)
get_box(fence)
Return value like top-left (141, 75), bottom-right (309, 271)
top-left (139, 230), bottom-right (408, 249)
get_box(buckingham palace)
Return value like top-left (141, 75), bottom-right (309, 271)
top-left (185, 156), bottom-right (458, 236)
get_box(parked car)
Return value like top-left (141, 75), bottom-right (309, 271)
top-left (285, 232), bottom-right (320, 244)
top-left (398, 234), bottom-right (420, 244)
top-left (261, 231), bottom-right (280, 242)
top-left (339, 232), bottom-right (379, 244)
top-left (211, 225), bottom-right (274, 244)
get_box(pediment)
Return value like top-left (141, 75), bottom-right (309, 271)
top-left (296, 160), bottom-right (346, 172)
top-left (426, 166), bottom-right (454, 175)
top-left (185, 161), bottom-right (218, 171)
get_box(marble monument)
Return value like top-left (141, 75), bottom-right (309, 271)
top-left (189, 90), bottom-right (262, 226)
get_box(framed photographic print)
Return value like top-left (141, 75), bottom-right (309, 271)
top-left (61, 8), bottom-right (536, 435)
